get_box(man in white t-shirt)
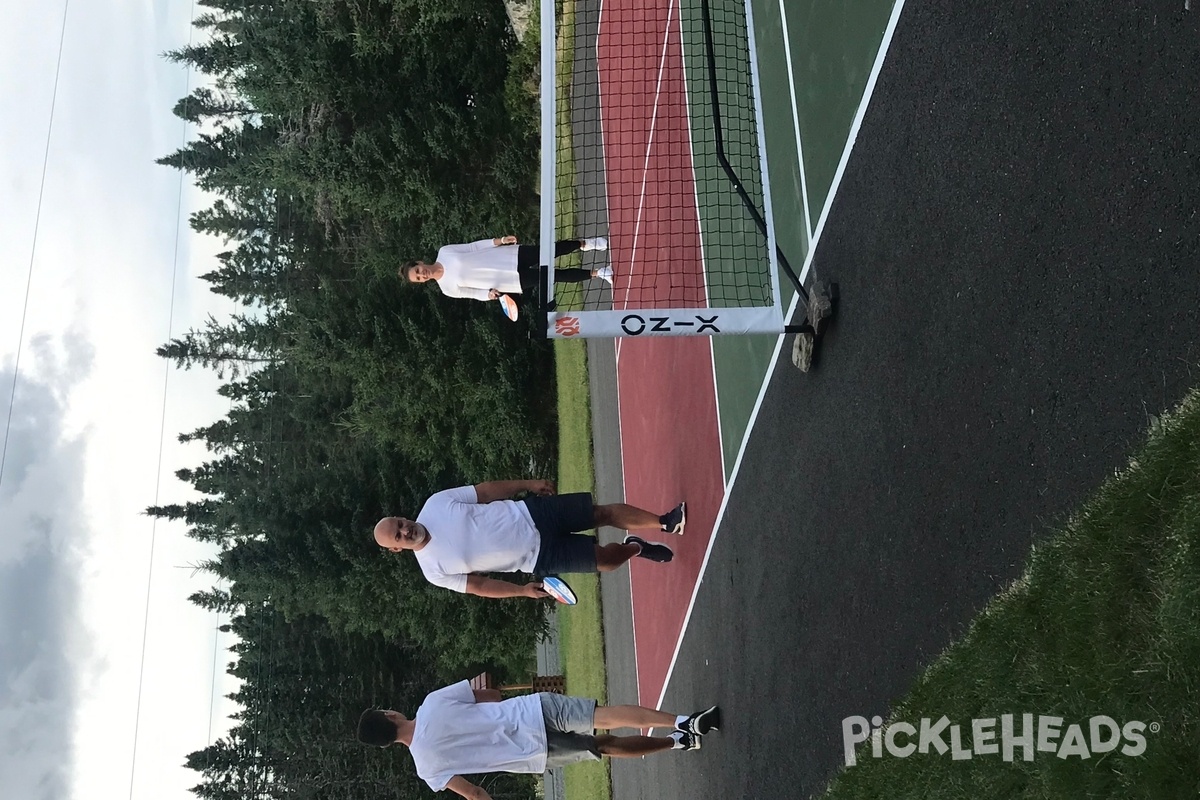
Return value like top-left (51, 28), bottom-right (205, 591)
top-left (372, 479), bottom-right (684, 599)
top-left (400, 235), bottom-right (613, 301)
top-left (357, 681), bottom-right (720, 798)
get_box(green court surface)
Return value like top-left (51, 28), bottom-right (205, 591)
top-left (711, 0), bottom-right (898, 476)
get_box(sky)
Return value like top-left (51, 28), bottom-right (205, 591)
top-left (1, 1), bottom-right (246, 798)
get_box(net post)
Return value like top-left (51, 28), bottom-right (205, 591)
top-left (698, 0), bottom-right (808, 306)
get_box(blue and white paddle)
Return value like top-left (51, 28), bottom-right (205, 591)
top-left (541, 576), bottom-right (578, 605)
top-left (497, 293), bottom-right (519, 321)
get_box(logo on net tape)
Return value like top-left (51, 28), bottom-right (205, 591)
top-left (555, 316), bottom-right (581, 336)
top-left (620, 313), bottom-right (720, 335)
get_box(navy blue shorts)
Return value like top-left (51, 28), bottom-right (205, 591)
top-left (524, 493), bottom-right (598, 575)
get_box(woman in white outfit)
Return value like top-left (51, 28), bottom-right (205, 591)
top-left (400, 235), bottom-right (612, 300)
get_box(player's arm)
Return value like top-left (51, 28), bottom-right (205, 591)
top-left (465, 575), bottom-right (550, 600)
top-left (473, 479), bottom-right (555, 503)
top-left (472, 688), bottom-right (503, 703)
top-left (446, 776), bottom-right (492, 800)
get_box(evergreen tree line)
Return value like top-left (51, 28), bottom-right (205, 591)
top-left (149, 1), bottom-right (553, 796)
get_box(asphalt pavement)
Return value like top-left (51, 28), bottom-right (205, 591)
top-left (591, 2), bottom-right (1200, 797)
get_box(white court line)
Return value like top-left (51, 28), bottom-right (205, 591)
top-left (654, 0), bottom-right (909, 709)
top-left (619, 0), bottom-right (680, 317)
top-left (623, 387), bottom-right (643, 709)
top-left (615, 0), bottom-right (680, 366)
top-left (677, 0), bottom-right (725, 485)
top-left (609, 0), bottom-right (677, 698)
top-left (593, 0), bottom-right (644, 699)
top-left (608, 0), bottom-right (718, 701)
top-left (779, 0), bottom-right (813, 244)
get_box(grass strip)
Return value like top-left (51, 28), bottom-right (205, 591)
top-left (823, 387), bottom-right (1200, 799)
top-left (548, 3), bottom-right (612, 796)
top-left (554, 336), bottom-right (611, 800)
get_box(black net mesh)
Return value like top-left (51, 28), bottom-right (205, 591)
top-left (547, 0), bottom-right (777, 314)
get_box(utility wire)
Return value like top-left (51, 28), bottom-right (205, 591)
top-left (0, 0), bottom-right (72, 490)
top-left (126, 2), bottom-right (196, 796)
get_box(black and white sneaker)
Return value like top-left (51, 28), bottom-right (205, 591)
top-left (678, 706), bottom-right (721, 737)
top-left (670, 730), bottom-right (701, 751)
top-left (624, 535), bottom-right (674, 563)
top-left (660, 502), bottom-right (686, 535)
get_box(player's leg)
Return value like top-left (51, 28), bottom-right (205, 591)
top-left (595, 703), bottom-right (722, 740)
top-left (594, 704), bottom-right (677, 729)
top-left (594, 541), bottom-right (641, 572)
top-left (516, 250), bottom-right (607, 288)
top-left (597, 537), bottom-right (672, 566)
top-left (525, 493), bottom-right (675, 570)
top-left (552, 267), bottom-right (598, 283)
top-left (542, 695), bottom-right (706, 761)
top-left (594, 733), bottom-right (680, 756)
top-left (553, 239), bottom-right (610, 284)
top-left (553, 239), bottom-right (582, 257)
top-left (594, 501), bottom-right (687, 535)
top-left (555, 238), bottom-right (607, 256)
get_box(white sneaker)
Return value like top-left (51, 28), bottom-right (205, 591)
top-left (580, 236), bottom-right (608, 252)
top-left (596, 266), bottom-right (614, 285)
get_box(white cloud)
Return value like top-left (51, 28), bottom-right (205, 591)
top-left (0, 349), bottom-right (93, 800)
top-left (0, 332), bottom-right (92, 556)
top-left (1, 1), bottom-right (247, 798)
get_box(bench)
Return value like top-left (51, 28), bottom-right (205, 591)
top-left (470, 672), bottom-right (566, 694)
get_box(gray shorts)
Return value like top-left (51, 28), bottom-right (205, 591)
top-left (540, 693), bottom-right (602, 768)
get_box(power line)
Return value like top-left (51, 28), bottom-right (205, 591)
top-left (207, 616), bottom-right (224, 745)
top-left (126, 1), bottom-right (196, 796)
top-left (129, 2), bottom-right (297, 793)
top-left (0, 0), bottom-right (72, 491)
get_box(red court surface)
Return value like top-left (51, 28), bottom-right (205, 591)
top-left (598, 0), bottom-right (707, 311)
top-left (615, 338), bottom-right (724, 707)
top-left (598, 0), bottom-right (726, 706)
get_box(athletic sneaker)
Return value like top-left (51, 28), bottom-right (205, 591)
top-left (660, 502), bottom-right (686, 535)
top-left (580, 236), bottom-right (608, 252)
top-left (624, 535), bottom-right (674, 563)
top-left (670, 730), bottom-right (701, 751)
top-left (678, 706), bottom-right (721, 737)
top-left (596, 266), bottom-right (614, 285)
